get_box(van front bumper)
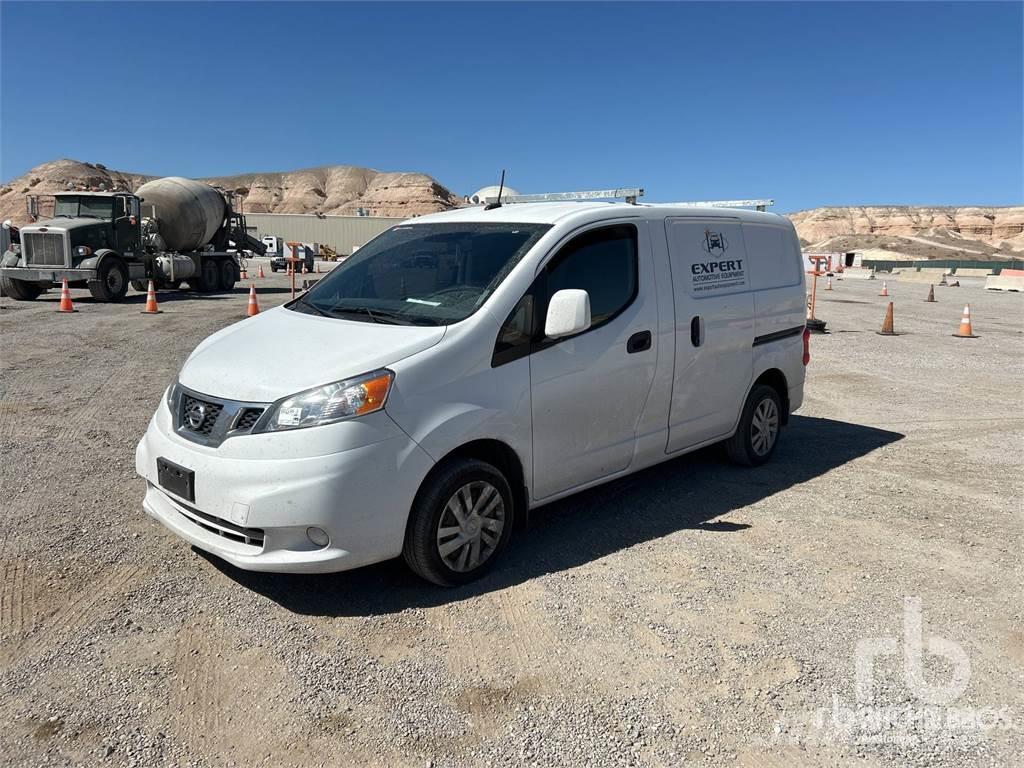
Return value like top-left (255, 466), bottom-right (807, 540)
top-left (135, 405), bottom-right (434, 574)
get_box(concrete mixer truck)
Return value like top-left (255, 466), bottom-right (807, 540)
top-left (0, 177), bottom-right (266, 302)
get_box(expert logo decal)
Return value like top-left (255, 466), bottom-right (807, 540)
top-left (691, 230), bottom-right (747, 294)
top-left (702, 229), bottom-right (728, 257)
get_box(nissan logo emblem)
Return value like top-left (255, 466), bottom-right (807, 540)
top-left (185, 401), bottom-right (207, 430)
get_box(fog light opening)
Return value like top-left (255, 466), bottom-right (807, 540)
top-left (306, 526), bottom-right (330, 547)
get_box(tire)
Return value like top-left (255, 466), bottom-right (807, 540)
top-left (88, 258), bottom-right (129, 302)
top-left (725, 384), bottom-right (783, 467)
top-left (403, 458), bottom-right (514, 586)
top-left (196, 259), bottom-right (220, 293)
top-left (130, 280), bottom-right (148, 293)
top-left (270, 264), bottom-right (278, 273)
top-left (0, 275), bottom-right (42, 301)
top-left (220, 259), bottom-right (239, 292)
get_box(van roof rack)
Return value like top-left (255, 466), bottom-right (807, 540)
top-left (484, 187), bottom-right (645, 205)
top-left (663, 199), bottom-right (775, 212)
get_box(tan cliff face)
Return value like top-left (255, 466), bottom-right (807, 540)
top-left (788, 206), bottom-right (1024, 252)
top-left (0, 159), bottom-right (460, 226)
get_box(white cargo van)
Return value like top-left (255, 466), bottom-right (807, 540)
top-left (136, 194), bottom-right (809, 585)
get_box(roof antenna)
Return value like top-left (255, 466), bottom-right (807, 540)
top-left (484, 169), bottom-right (505, 210)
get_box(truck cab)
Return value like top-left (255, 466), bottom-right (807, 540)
top-left (0, 191), bottom-right (142, 301)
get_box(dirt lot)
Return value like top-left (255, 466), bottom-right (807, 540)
top-left (1, 264), bottom-right (1021, 767)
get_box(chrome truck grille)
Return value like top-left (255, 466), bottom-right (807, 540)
top-left (23, 232), bottom-right (67, 267)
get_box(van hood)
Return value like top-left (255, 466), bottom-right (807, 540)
top-left (178, 306), bottom-right (446, 402)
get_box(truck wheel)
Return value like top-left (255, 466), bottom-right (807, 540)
top-left (725, 384), bottom-right (783, 467)
top-left (88, 258), bottom-right (129, 302)
top-left (196, 259), bottom-right (220, 293)
top-left (403, 458), bottom-right (514, 586)
top-left (0, 275), bottom-right (42, 301)
top-left (130, 280), bottom-right (148, 293)
top-left (220, 260), bottom-right (239, 292)
top-left (270, 263), bottom-right (278, 273)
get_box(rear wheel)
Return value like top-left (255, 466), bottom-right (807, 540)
top-left (403, 458), bottom-right (514, 586)
top-left (88, 258), bottom-right (129, 302)
top-left (0, 275), bottom-right (42, 301)
top-left (220, 259), bottom-right (239, 292)
top-left (725, 384), bottom-right (783, 467)
top-left (193, 259), bottom-right (220, 293)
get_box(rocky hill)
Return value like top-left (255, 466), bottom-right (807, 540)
top-left (789, 206), bottom-right (1024, 255)
top-left (0, 159), bottom-right (460, 225)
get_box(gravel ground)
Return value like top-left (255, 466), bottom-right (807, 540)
top-left (1, 263), bottom-right (1021, 767)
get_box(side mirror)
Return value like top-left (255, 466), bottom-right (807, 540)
top-left (544, 289), bottom-right (591, 339)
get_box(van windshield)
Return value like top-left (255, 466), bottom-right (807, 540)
top-left (292, 222), bottom-right (550, 326)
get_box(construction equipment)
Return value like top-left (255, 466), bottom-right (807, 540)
top-left (319, 244), bottom-right (340, 261)
top-left (0, 177), bottom-right (266, 303)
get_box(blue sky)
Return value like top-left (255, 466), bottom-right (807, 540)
top-left (1, 1), bottom-right (1021, 212)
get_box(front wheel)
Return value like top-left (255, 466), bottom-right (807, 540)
top-left (403, 458), bottom-right (514, 586)
top-left (0, 275), bottom-right (42, 301)
top-left (88, 258), bottom-right (129, 302)
top-left (725, 384), bottom-right (783, 467)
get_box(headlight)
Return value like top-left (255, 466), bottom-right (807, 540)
top-left (74, 245), bottom-right (93, 257)
top-left (166, 382), bottom-right (179, 413)
top-left (254, 369), bottom-right (394, 433)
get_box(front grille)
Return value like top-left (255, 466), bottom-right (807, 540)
top-left (233, 408), bottom-right (264, 432)
top-left (23, 233), bottom-right (66, 266)
top-left (181, 395), bottom-right (223, 436)
top-left (168, 495), bottom-right (265, 548)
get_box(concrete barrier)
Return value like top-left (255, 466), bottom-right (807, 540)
top-left (955, 267), bottom-right (994, 277)
top-left (985, 274), bottom-right (1024, 292)
top-left (841, 268), bottom-right (876, 280)
top-left (897, 270), bottom-right (945, 283)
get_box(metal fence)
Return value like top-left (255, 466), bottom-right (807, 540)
top-left (862, 258), bottom-right (1024, 274)
top-left (243, 213), bottom-right (404, 256)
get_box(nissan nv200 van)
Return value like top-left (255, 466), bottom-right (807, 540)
top-left (136, 198), bottom-right (809, 585)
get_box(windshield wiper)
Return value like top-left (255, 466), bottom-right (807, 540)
top-left (294, 293), bottom-right (330, 317)
top-left (328, 306), bottom-right (412, 325)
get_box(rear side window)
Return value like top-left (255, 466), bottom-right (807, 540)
top-left (743, 224), bottom-right (801, 290)
top-left (543, 224), bottom-right (638, 327)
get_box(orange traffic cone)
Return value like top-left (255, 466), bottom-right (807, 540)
top-left (952, 304), bottom-right (978, 338)
top-left (246, 284), bottom-right (260, 317)
top-left (879, 281), bottom-right (889, 297)
top-left (57, 278), bottom-right (77, 313)
top-left (240, 266), bottom-right (248, 280)
top-left (825, 276), bottom-right (833, 291)
top-left (257, 264), bottom-right (265, 279)
top-left (141, 280), bottom-right (162, 314)
top-left (316, 262), bottom-right (320, 273)
top-left (876, 301), bottom-right (898, 336)
top-left (925, 285), bottom-right (936, 303)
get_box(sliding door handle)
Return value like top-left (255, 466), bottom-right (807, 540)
top-left (690, 316), bottom-right (703, 347)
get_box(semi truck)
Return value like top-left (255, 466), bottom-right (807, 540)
top-left (0, 177), bottom-right (266, 302)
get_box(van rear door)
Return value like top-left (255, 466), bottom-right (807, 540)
top-left (664, 217), bottom-right (754, 452)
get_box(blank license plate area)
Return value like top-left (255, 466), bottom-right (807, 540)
top-left (157, 457), bottom-right (195, 502)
